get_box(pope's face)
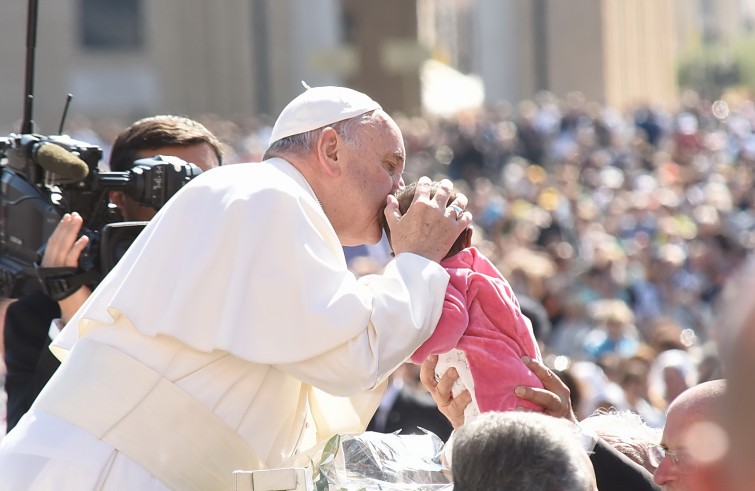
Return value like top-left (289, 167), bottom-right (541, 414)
top-left (336, 112), bottom-right (405, 246)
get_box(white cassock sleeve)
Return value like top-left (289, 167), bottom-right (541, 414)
top-left (54, 159), bottom-right (449, 398)
top-left (277, 252), bottom-right (448, 395)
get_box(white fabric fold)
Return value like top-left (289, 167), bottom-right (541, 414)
top-left (3, 157), bottom-right (454, 489)
top-left (56, 159), bottom-right (449, 372)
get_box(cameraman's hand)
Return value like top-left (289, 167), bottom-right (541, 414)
top-left (41, 213), bottom-right (91, 324)
top-left (41, 213), bottom-right (89, 268)
top-left (384, 177), bottom-right (471, 263)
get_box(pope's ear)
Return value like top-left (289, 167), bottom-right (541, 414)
top-left (316, 127), bottom-right (341, 177)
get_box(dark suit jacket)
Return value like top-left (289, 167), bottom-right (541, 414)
top-left (367, 383), bottom-right (454, 442)
top-left (591, 438), bottom-right (660, 491)
top-left (3, 290), bottom-right (62, 432)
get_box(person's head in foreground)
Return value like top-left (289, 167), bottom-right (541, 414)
top-left (452, 411), bottom-right (598, 491)
top-left (652, 379), bottom-right (727, 491)
top-left (264, 85), bottom-right (406, 247)
top-left (725, 313), bottom-right (755, 491)
top-left (718, 255), bottom-right (755, 491)
top-left (387, 180), bottom-right (472, 259)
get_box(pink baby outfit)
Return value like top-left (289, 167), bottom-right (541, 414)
top-left (411, 247), bottom-right (544, 415)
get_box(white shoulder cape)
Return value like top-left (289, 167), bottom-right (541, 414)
top-left (55, 159), bottom-right (449, 371)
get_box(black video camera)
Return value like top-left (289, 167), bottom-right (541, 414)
top-left (0, 133), bottom-right (202, 298)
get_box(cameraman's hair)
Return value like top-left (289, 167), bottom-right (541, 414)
top-left (109, 115), bottom-right (223, 171)
top-left (263, 110), bottom-right (381, 161)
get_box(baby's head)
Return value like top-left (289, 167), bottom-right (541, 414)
top-left (385, 181), bottom-right (472, 260)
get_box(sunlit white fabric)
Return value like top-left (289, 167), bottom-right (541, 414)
top-left (0, 158), bottom-right (449, 490)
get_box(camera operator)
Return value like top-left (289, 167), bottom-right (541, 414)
top-left (2, 115), bottom-right (222, 432)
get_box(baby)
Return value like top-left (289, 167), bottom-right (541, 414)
top-left (387, 181), bottom-right (544, 420)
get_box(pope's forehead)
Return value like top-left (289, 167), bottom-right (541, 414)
top-left (365, 113), bottom-right (405, 149)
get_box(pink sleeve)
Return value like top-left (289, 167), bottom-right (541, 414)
top-left (410, 282), bottom-right (469, 364)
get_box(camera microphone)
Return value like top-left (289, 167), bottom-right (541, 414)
top-left (35, 142), bottom-right (90, 183)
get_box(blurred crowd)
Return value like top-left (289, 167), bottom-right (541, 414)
top-left (363, 87), bottom-right (754, 434)
top-left (392, 88), bottom-right (754, 429)
top-left (12, 87), bottom-right (754, 434)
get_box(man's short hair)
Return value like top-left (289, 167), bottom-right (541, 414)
top-left (452, 411), bottom-right (595, 491)
top-left (109, 115), bottom-right (223, 171)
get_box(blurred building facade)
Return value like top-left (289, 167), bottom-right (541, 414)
top-left (467, 0), bottom-right (679, 109)
top-left (0, 0), bottom-right (345, 133)
top-left (0, 0), bottom-right (739, 133)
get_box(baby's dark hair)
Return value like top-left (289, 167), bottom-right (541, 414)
top-left (385, 181), bottom-right (470, 260)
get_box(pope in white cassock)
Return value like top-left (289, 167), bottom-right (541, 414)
top-left (0, 86), bottom-right (471, 490)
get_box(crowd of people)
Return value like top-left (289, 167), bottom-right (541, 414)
top-left (1, 85), bottom-right (754, 490)
top-left (348, 88), bottom-right (754, 431)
